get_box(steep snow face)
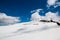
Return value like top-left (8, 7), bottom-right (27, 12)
top-left (0, 21), bottom-right (60, 40)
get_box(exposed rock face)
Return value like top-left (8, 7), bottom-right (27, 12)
top-left (40, 20), bottom-right (60, 26)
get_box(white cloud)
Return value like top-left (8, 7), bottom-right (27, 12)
top-left (30, 9), bottom-right (43, 21)
top-left (45, 12), bottom-right (60, 21)
top-left (54, 2), bottom-right (60, 8)
top-left (47, 0), bottom-right (60, 8)
top-left (56, 2), bottom-right (60, 6)
top-left (31, 9), bottom-right (42, 13)
top-left (47, 0), bottom-right (57, 6)
top-left (30, 11), bottom-right (40, 21)
top-left (30, 9), bottom-right (60, 23)
top-left (0, 13), bottom-right (20, 25)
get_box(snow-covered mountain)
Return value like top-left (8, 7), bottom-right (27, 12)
top-left (0, 0), bottom-right (60, 40)
top-left (0, 21), bottom-right (60, 40)
top-left (0, 9), bottom-right (60, 40)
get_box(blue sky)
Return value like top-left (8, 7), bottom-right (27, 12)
top-left (0, 0), bottom-right (60, 22)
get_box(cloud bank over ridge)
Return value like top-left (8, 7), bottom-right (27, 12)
top-left (30, 9), bottom-right (60, 22)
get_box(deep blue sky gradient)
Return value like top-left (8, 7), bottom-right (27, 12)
top-left (0, 0), bottom-right (60, 22)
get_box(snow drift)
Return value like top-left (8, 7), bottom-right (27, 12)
top-left (0, 21), bottom-right (60, 40)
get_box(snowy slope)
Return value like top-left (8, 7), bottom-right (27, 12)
top-left (0, 21), bottom-right (60, 40)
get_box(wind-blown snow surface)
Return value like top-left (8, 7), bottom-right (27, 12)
top-left (0, 21), bottom-right (60, 40)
